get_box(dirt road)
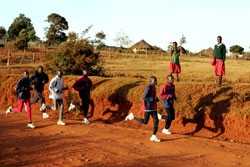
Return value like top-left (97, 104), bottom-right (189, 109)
top-left (1, 109), bottom-right (249, 167)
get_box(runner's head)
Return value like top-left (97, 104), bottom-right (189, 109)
top-left (167, 74), bottom-right (174, 84)
top-left (150, 76), bottom-right (157, 86)
top-left (38, 66), bottom-right (44, 73)
top-left (24, 70), bottom-right (29, 78)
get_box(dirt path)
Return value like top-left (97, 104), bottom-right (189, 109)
top-left (0, 108), bottom-right (249, 167)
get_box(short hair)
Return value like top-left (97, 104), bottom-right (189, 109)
top-left (24, 70), bottom-right (29, 76)
top-left (173, 41), bottom-right (178, 45)
top-left (82, 69), bottom-right (88, 75)
top-left (57, 70), bottom-right (63, 75)
top-left (167, 74), bottom-right (174, 80)
top-left (38, 66), bottom-right (44, 70)
top-left (150, 76), bottom-right (157, 83)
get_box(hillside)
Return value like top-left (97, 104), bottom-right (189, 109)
top-left (1, 74), bottom-right (249, 143)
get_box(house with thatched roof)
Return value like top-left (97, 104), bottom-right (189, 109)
top-left (130, 39), bottom-right (153, 53)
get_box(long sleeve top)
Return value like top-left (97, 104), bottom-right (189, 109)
top-left (30, 71), bottom-right (49, 91)
top-left (142, 84), bottom-right (157, 112)
top-left (49, 76), bottom-right (64, 99)
top-left (214, 43), bottom-right (226, 62)
top-left (15, 77), bottom-right (32, 100)
top-left (159, 83), bottom-right (176, 108)
top-left (72, 75), bottom-right (92, 99)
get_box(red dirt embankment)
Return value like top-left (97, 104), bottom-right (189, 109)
top-left (1, 74), bottom-right (250, 143)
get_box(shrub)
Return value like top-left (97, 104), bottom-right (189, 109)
top-left (45, 39), bottom-right (104, 76)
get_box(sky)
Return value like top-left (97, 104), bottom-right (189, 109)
top-left (1, 0), bottom-right (250, 52)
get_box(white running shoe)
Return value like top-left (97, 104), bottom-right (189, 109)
top-left (125, 113), bottom-right (134, 121)
top-left (68, 103), bottom-right (76, 112)
top-left (6, 106), bottom-right (12, 114)
top-left (162, 128), bottom-right (172, 135)
top-left (40, 103), bottom-right (46, 111)
top-left (27, 123), bottom-right (35, 129)
top-left (42, 112), bottom-right (49, 119)
top-left (157, 113), bottom-right (162, 120)
top-left (150, 135), bottom-right (161, 142)
top-left (82, 118), bottom-right (90, 124)
top-left (57, 120), bottom-right (66, 125)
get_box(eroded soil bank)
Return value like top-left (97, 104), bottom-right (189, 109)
top-left (1, 75), bottom-right (249, 143)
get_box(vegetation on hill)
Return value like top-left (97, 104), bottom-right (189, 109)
top-left (45, 39), bottom-right (104, 76)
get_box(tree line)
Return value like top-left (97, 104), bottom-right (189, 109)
top-left (0, 13), bottom-right (107, 76)
top-left (0, 13), bottom-right (247, 55)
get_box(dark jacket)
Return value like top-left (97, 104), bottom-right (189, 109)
top-left (15, 77), bottom-right (32, 99)
top-left (30, 71), bottom-right (49, 91)
top-left (159, 83), bottom-right (176, 108)
top-left (142, 84), bottom-right (158, 111)
top-left (73, 75), bottom-right (92, 99)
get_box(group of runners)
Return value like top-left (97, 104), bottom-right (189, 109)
top-left (6, 66), bottom-right (92, 128)
top-left (5, 36), bottom-right (226, 142)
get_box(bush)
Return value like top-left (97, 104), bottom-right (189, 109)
top-left (45, 39), bottom-right (104, 76)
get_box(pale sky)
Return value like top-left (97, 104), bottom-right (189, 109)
top-left (1, 0), bottom-right (250, 52)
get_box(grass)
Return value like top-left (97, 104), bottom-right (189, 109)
top-left (1, 51), bottom-right (250, 119)
top-left (2, 48), bottom-right (250, 85)
top-left (100, 53), bottom-right (250, 85)
top-left (97, 53), bottom-right (250, 118)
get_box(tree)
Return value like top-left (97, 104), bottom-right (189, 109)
top-left (68, 32), bottom-right (78, 42)
top-left (114, 30), bottom-right (133, 47)
top-left (229, 45), bottom-right (244, 54)
top-left (15, 29), bottom-right (29, 50)
top-left (45, 13), bottom-right (68, 46)
top-left (95, 31), bottom-right (106, 41)
top-left (95, 31), bottom-right (106, 49)
top-left (179, 34), bottom-right (187, 46)
top-left (0, 26), bottom-right (6, 39)
top-left (96, 41), bottom-right (105, 49)
top-left (167, 42), bottom-right (173, 53)
top-left (7, 14), bottom-right (36, 50)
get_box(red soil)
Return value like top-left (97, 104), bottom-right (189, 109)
top-left (0, 74), bottom-right (250, 167)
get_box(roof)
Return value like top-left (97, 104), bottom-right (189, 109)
top-left (130, 39), bottom-right (153, 49)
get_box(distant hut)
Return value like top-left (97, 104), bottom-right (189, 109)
top-left (200, 47), bottom-right (214, 57)
top-left (130, 39), bottom-right (153, 54)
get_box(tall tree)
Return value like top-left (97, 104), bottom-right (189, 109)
top-left (45, 13), bottom-right (68, 46)
top-left (0, 26), bottom-right (6, 39)
top-left (95, 31), bottom-right (106, 49)
top-left (114, 30), bottom-right (132, 47)
top-left (179, 34), bottom-right (187, 46)
top-left (7, 14), bottom-right (36, 49)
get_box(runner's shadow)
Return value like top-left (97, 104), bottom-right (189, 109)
top-left (65, 79), bottom-right (109, 119)
top-left (101, 81), bottom-right (143, 123)
top-left (182, 86), bottom-right (232, 137)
